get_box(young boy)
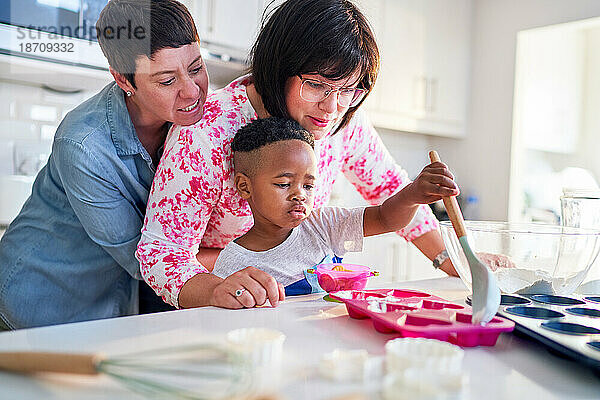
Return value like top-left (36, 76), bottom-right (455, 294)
top-left (198, 117), bottom-right (458, 309)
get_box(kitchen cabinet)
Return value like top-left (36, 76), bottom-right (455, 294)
top-left (193, 0), bottom-right (283, 61)
top-left (355, 0), bottom-right (472, 137)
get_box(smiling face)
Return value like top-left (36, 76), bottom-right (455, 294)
top-left (126, 42), bottom-right (209, 127)
top-left (284, 70), bottom-right (361, 140)
top-left (238, 139), bottom-right (317, 231)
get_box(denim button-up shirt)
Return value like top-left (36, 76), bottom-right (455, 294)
top-left (0, 82), bottom-right (158, 329)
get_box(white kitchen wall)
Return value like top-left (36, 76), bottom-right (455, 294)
top-left (531, 24), bottom-right (600, 191)
top-left (0, 79), bottom-right (99, 225)
top-left (583, 27), bottom-right (600, 184)
top-left (0, 79), bottom-right (96, 176)
top-left (426, 0), bottom-right (600, 222)
top-left (507, 16), bottom-right (600, 224)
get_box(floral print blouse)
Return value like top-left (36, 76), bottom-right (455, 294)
top-left (136, 76), bottom-right (439, 307)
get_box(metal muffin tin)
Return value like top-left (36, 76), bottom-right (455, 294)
top-left (469, 294), bottom-right (600, 371)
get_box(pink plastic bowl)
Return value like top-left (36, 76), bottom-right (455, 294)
top-left (309, 263), bottom-right (378, 292)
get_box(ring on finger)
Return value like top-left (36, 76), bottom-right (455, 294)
top-left (234, 288), bottom-right (246, 297)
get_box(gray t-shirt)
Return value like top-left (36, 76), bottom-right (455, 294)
top-left (212, 206), bottom-right (365, 286)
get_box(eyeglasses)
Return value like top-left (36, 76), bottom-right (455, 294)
top-left (299, 76), bottom-right (366, 108)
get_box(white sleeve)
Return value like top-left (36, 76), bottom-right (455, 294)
top-left (308, 206), bottom-right (365, 257)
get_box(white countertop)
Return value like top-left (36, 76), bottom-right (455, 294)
top-left (1, 277), bottom-right (599, 399)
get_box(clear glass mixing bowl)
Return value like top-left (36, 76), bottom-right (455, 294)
top-left (561, 189), bottom-right (600, 293)
top-left (440, 221), bottom-right (600, 295)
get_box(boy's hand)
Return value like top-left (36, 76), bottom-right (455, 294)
top-left (406, 161), bottom-right (459, 204)
top-left (210, 266), bottom-right (285, 309)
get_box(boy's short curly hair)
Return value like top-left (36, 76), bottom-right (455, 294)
top-left (232, 117), bottom-right (315, 153)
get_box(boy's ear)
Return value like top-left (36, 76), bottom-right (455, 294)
top-left (234, 172), bottom-right (252, 199)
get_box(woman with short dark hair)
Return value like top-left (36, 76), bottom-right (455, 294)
top-left (0, 0), bottom-right (209, 329)
top-left (137, 0), bottom-right (457, 310)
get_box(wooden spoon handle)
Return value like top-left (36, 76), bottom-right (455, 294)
top-left (429, 151), bottom-right (467, 238)
top-left (0, 352), bottom-right (101, 375)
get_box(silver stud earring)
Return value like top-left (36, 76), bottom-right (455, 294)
top-left (126, 91), bottom-right (133, 97)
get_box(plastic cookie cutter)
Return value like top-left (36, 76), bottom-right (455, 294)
top-left (226, 328), bottom-right (286, 393)
top-left (319, 348), bottom-right (384, 382)
top-left (226, 328), bottom-right (285, 368)
top-left (383, 338), bottom-right (467, 400)
top-left (382, 366), bottom-right (468, 400)
top-left (306, 263), bottom-right (379, 292)
top-left (384, 337), bottom-right (464, 374)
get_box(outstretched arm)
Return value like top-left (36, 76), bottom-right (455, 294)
top-left (339, 110), bottom-right (458, 276)
top-left (363, 161), bottom-right (458, 236)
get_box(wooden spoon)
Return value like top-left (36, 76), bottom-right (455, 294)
top-left (429, 150), bottom-right (501, 325)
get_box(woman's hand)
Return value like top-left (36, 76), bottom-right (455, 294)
top-left (405, 161), bottom-right (459, 205)
top-left (210, 267), bottom-right (285, 309)
top-left (476, 252), bottom-right (517, 271)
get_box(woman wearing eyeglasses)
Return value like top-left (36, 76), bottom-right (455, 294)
top-left (136, 0), bottom-right (458, 310)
